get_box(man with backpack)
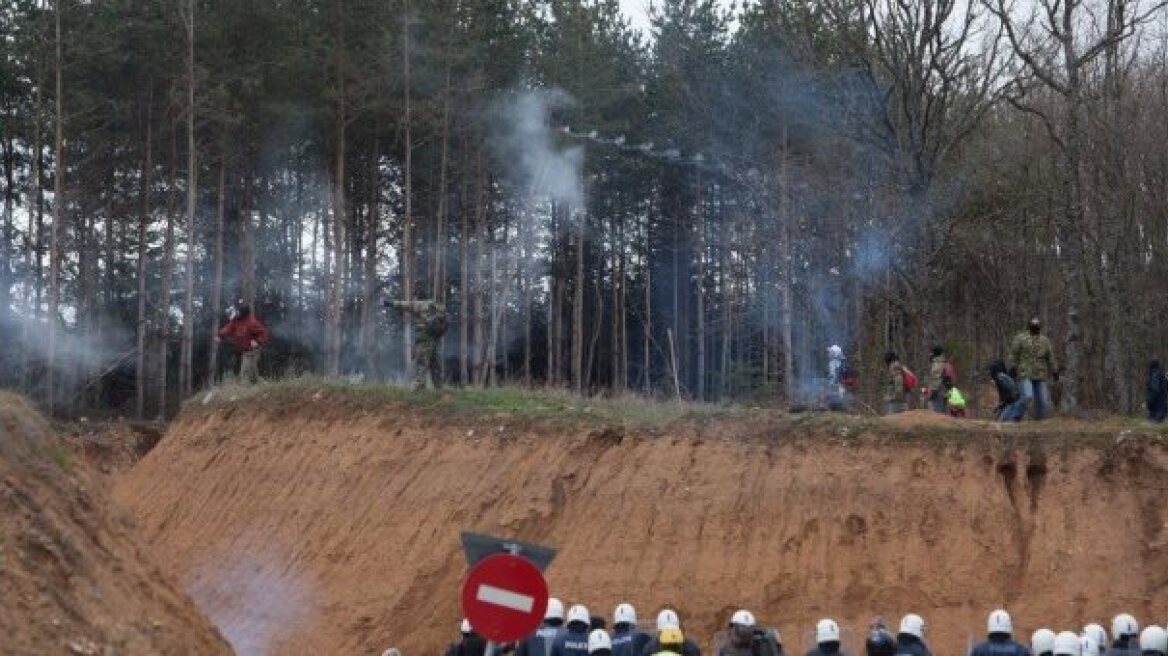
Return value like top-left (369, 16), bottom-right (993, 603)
top-left (883, 352), bottom-right (913, 415)
top-left (1147, 360), bottom-right (1167, 423)
top-left (1003, 317), bottom-right (1057, 421)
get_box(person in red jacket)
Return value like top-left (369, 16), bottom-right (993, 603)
top-left (216, 303), bottom-right (270, 384)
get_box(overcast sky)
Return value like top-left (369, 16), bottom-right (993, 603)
top-left (618, 0), bottom-right (736, 36)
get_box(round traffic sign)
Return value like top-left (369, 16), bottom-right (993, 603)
top-left (460, 553), bottom-right (549, 643)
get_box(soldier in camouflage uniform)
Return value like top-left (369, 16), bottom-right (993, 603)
top-left (387, 299), bottom-right (448, 390)
top-left (883, 351), bottom-right (908, 415)
top-left (1003, 317), bottom-right (1056, 421)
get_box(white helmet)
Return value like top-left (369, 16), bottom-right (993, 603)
top-left (828, 345), bottom-right (844, 359)
top-left (817, 619), bottom-right (841, 644)
top-left (1054, 631), bottom-right (1081, 656)
top-left (657, 609), bottom-right (681, 631)
top-left (987, 609), bottom-right (1013, 635)
top-left (546, 598), bottom-right (565, 621)
top-left (461, 618), bottom-right (472, 634)
top-left (614, 603), bottom-right (637, 626)
top-left (1083, 624), bottom-right (1107, 651)
top-left (899, 614), bottom-right (926, 639)
top-left (731, 610), bottom-right (757, 627)
top-left (589, 629), bottom-right (614, 653)
top-left (1113, 614), bottom-right (1140, 639)
top-left (567, 604), bottom-right (591, 626)
top-left (1080, 635), bottom-right (1099, 656)
top-left (1032, 628), bottom-right (1057, 655)
top-left (1140, 626), bottom-right (1168, 654)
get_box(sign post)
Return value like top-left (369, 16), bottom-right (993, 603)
top-left (459, 533), bottom-right (556, 652)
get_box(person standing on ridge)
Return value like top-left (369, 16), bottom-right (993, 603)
top-left (386, 296), bottom-right (448, 390)
top-left (1004, 317), bottom-right (1056, 421)
top-left (883, 352), bottom-right (911, 415)
top-left (216, 301), bottom-right (270, 385)
top-left (970, 609), bottom-right (1030, 656)
top-left (927, 346), bottom-right (952, 414)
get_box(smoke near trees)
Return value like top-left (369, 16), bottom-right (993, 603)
top-left (1, 0), bottom-right (1167, 417)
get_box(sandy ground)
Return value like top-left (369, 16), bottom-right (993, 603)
top-left (111, 392), bottom-right (1168, 656)
top-left (0, 393), bottom-right (231, 656)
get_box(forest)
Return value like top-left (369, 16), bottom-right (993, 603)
top-left (2, 0), bottom-right (1167, 418)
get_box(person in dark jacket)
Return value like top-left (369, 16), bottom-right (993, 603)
top-left (447, 619), bottom-right (489, 656)
top-left (807, 619), bottom-right (845, 656)
top-left (518, 599), bottom-right (567, 656)
top-left (552, 605), bottom-right (593, 656)
top-left (216, 302), bottom-right (270, 384)
top-left (971, 610), bottom-right (1031, 656)
top-left (988, 360), bottom-right (1019, 421)
top-left (1107, 614), bottom-right (1141, 656)
top-left (866, 617), bottom-right (897, 656)
top-left (1147, 360), bottom-right (1168, 423)
top-left (895, 615), bottom-right (931, 656)
top-left (612, 603), bottom-right (650, 656)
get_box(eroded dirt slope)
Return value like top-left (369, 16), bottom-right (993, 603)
top-left (114, 395), bottom-right (1168, 656)
top-left (0, 392), bottom-right (231, 656)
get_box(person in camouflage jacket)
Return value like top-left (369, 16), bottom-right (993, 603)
top-left (883, 351), bottom-right (908, 415)
top-left (1002, 317), bottom-right (1056, 421)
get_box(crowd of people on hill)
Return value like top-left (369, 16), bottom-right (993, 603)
top-left (435, 606), bottom-right (1168, 656)
top-left (828, 317), bottom-right (1168, 423)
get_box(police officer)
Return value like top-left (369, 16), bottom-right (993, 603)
top-left (1139, 626), bottom-right (1168, 656)
top-left (806, 619), bottom-right (845, 656)
top-left (1032, 629), bottom-right (1056, 656)
top-left (613, 603), bottom-right (650, 656)
top-left (517, 598), bottom-right (567, 656)
top-left (591, 630), bottom-right (615, 656)
top-left (1053, 632), bottom-right (1081, 656)
top-left (551, 605), bottom-right (593, 656)
top-left (1084, 626), bottom-right (1109, 656)
top-left (970, 610), bottom-right (1031, 656)
top-left (1107, 615), bottom-right (1141, 656)
top-left (895, 614), bottom-right (930, 656)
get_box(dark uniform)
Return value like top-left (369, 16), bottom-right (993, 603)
top-left (446, 634), bottom-right (489, 656)
top-left (551, 625), bottom-right (592, 656)
top-left (895, 635), bottom-right (931, 656)
top-left (970, 636), bottom-right (1031, 656)
top-left (518, 623), bottom-right (566, 656)
top-left (806, 643), bottom-right (844, 656)
top-left (867, 627), bottom-right (897, 656)
top-left (613, 625), bottom-right (651, 656)
top-left (1103, 638), bottom-right (1141, 656)
top-left (719, 628), bottom-right (781, 656)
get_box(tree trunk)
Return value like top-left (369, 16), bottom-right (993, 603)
top-left (156, 124), bottom-right (179, 419)
top-left (777, 135), bottom-right (795, 405)
top-left (696, 180), bottom-right (706, 400)
top-left (326, 0), bottom-right (346, 377)
top-left (136, 89), bottom-right (153, 418)
top-left (361, 135), bottom-right (380, 378)
top-left (47, 0), bottom-right (65, 413)
top-left (207, 148), bottom-right (225, 387)
top-left (401, 4), bottom-right (414, 379)
top-left (180, 0), bottom-right (197, 397)
top-left (571, 211), bottom-right (584, 394)
top-left (459, 145), bottom-right (471, 384)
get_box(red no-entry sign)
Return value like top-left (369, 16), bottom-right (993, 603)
top-left (460, 553), bottom-right (549, 643)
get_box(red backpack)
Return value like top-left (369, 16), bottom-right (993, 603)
top-left (902, 367), bottom-right (919, 392)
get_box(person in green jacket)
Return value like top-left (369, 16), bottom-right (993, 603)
top-left (1003, 317), bottom-right (1056, 421)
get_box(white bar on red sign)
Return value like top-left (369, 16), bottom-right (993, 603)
top-left (476, 584), bottom-right (535, 613)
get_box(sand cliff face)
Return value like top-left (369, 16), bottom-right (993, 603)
top-left (114, 399), bottom-right (1168, 655)
top-left (0, 393), bottom-right (231, 656)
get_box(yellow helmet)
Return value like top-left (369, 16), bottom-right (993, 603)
top-left (659, 627), bottom-right (685, 645)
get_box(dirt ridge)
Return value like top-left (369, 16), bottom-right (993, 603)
top-left (115, 396), bottom-right (1168, 655)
